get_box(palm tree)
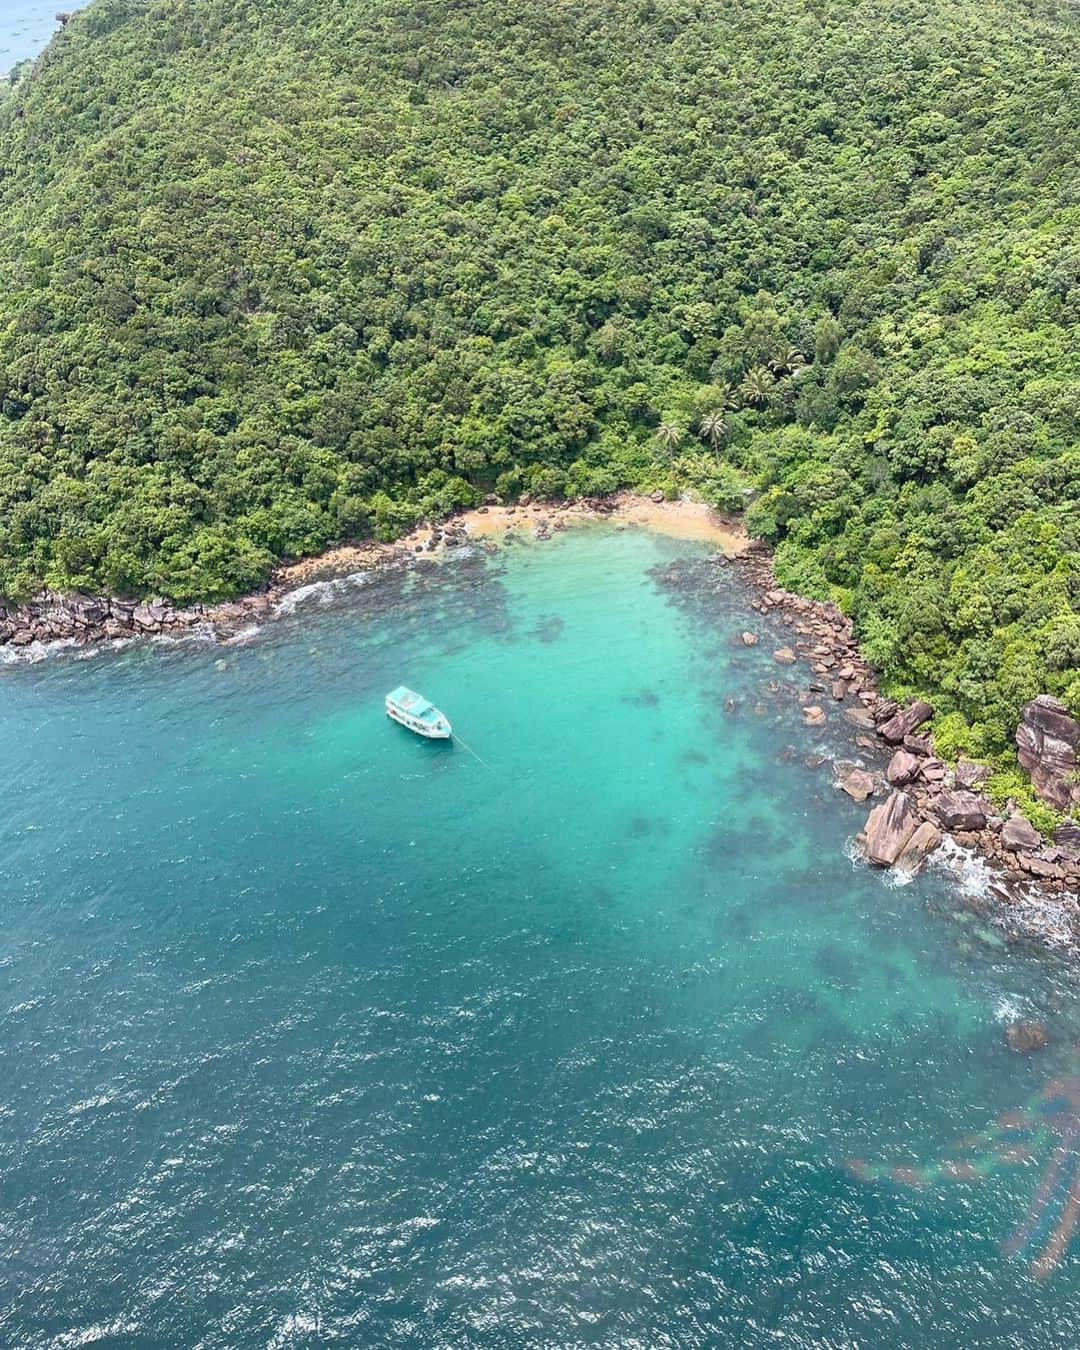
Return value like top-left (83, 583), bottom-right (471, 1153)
top-left (769, 345), bottom-right (806, 377)
top-left (655, 421), bottom-right (683, 456)
top-left (740, 366), bottom-right (776, 406)
top-left (699, 408), bottom-right (729, 458)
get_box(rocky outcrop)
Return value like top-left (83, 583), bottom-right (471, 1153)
top-left (878, 700), bottom-right (934, 745)
top-left (933, 791), bottom-right (988, 832)
top-left (1001, 815), bottom-right (1042, 853)
top-left (895, 821), bottom-right (942, 875)
top-left (1006, 1021), bottom-right (1048, 1054)
top-left (886, 749), bottom-right (921, 786)
top-left (733, 546), bottom-right (1080, 935)
top-left (836, 765), bottom-right (876, 802)
top-left (1016, 696), bottom-right (1080, 812)
top-left (863, 791), bottom-right (918, 866)
top-left (0, 589), bottom-right (273, 648)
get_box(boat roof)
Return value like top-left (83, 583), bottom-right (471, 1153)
top-left (387, 686), bottom-right (438, 717)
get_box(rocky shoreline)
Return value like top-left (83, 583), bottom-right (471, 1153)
top-left (2, 495), bottom-right (1076, 936)
top-left (0, 493), bottom-right (746, 652)
top-left (731, 543), bottom-right (1080, 933)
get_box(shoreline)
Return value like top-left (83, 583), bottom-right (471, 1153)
top-left (0, 493), bottom-right (749, 652)
top-left (1, 492), bottom-right (1075, 943)
top-left (728, 545), bottom-right (1080, 945)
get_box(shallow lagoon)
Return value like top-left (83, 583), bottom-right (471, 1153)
top-left (2, 527), bottom-right (1079, 1346)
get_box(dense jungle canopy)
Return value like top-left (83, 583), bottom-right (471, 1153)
top-left (0, 0), bottom-right (1077, 762)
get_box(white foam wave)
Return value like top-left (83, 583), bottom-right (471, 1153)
top-left (75, 637), bottom-right (135, 660)
top-left (931, 837), bottom-right (1079, 951)
top-left (273, 570), bottom-right (373, 617)
top-left (222, 623), bottom-right (261, 646)
top-left (0, 636), bottom-right (78, 665)
top-left (883, 863), bottom-right (917, 889)
top-left (47, 1320), bottom-right (139, 1349)
top-left (1006, 890), bottom-right (1079, 951)
top-left (842, 835), bottom-right (863, 870)
top-left (995, 995), bottom-right (1023, 1024)
top-left (149, 620), bottom-right (218, 646)
top-left (930, 835), bottom-right (997, 900)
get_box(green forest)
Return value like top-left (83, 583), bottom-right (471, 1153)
top-left (0, 0), bottom-right (1077, 759)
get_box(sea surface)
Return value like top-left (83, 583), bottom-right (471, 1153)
top-left (0, 0), bottom-right (60, 76)
top-left (2, 527), bottom-right (1080, 1347)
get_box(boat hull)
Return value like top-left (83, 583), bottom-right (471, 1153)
top-left (386, 704), bottom-right (452, 739)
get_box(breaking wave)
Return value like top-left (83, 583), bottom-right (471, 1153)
top-left (0, 636), bottom-right (79, 665)
top-left (272, 571), bottom-right (374, 618)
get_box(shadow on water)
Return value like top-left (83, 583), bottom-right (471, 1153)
top-left (532, 615), bottom-right (565, 644)
top-left (623, 687), bottom-right (661, 709)
top-left (813, 942), bottom-right (862, 990)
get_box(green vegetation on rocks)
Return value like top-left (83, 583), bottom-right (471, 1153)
top-left (0, 0), bottom-right (1077, 753)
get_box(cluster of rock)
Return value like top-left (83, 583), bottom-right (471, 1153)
top-left (853, 698), bottom-right (1080, 894)
top-left (410, 520), bottom-right (471, 552)
top-left (0, 554), bottom-right (414, 648)
top-left (736, 544), bottom-right (880, 709)
top-left (733, 544), bottom-right (1080, 914)
top-left (0, 591), bottom-right (239, 646)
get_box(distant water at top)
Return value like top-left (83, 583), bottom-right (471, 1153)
top-left (0, 1), bottom-right (61, 76)
top-left (3, 527), bottom-right (1080, 1346)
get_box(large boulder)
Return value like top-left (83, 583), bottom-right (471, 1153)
top-left (919, 758), bottom-right (948, 784)
top-left (933, 790), bottom-right (988, 832)
top-left (1006, 1021), bottom-right (1048, 1055)
top-left (1016, 696), bottom-right (1080, 812)
top-left (1056, 822), bottom-right (1080, 858)
top-left (131, 603), bottom-right (166, 631)
top-left (836, 765), bottom-right (876, 802)
top-left (879, 700), bottom-right (934, 745)
top-left (863, 791), bottom-right (918, 866)
top-left (886, 749), bottom-right (922, 786)
top-left (895, 821), bottom-right (943, 875)
top-left (1001, 815), bottom-right (1042, 853)
top-left (71, 595), bottom-right (108, 625)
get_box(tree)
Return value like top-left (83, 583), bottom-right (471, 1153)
top-left (699, 408), bottom-right (730, 458)
top-left (655, 422), bottom-right (684, 457)
top-left (0, 0), bottom-right (1075, 771)
top-left (740, 367), bottom-right (776, 406)
top-left (770, 345), bottom-right (806, 377)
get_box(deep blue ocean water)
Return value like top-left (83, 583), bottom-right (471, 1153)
top-left (0, 1), bottom-right (60, 75)
top-left (2, 527), bottom-right (1080, 1347)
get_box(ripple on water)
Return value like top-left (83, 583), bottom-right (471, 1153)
top-left (2, 528), bottom-right (1080, 1346)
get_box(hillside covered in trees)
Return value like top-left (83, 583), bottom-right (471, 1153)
top-left (0, 0), bottom-right (1077, 759)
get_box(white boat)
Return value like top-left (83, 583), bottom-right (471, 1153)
top-left (385, 686), bottom-right (452, 739)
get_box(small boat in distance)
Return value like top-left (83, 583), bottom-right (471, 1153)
top-left (385, 686), bottom-right (452, 740)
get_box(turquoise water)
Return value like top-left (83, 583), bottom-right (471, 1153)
top-left (2, 527), bottom-right (1080, 1346)
top-left (0, 1), bottom-right (60, 75)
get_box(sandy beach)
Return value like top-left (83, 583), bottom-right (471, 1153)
top-left (274, 494), bottom-right (747, 591)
